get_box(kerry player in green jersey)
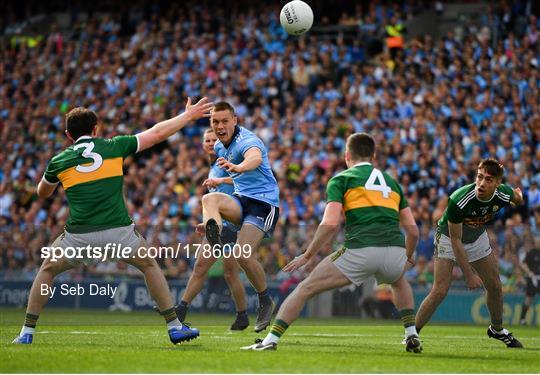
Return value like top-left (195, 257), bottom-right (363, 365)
top-left (12, 97), bottom-right (213, 345)
top-left (242, 133), bottom-right (422, 353)
top-left (416, 159), bottom-right (524, 348)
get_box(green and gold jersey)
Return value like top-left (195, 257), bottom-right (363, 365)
top-left (43, 135), bottom-right (139, 233)
top-left (437, 183), bottom-right (514, 243)
top-left (326, 162), bottom-right (408, 249)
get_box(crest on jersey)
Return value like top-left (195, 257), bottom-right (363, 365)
top-left (493, 205), bottom-right (499, 212)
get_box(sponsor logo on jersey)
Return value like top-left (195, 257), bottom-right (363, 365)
top-left (463, 212), bottom-right (496, 228)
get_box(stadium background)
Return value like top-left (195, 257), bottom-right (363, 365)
top-left (1, 0), bottom-right (539, 326)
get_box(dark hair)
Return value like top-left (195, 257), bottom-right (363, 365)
top-left (212, 101), bottom-right (235, 115)
top-left (346, 132), bottom-right (375, 160)
top-left (478, 158), bottom-right (504, 179)
top-left (65, 107), bottom-right (98, 140)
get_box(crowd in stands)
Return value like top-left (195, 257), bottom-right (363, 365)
top-left (1, 1), bottom-right (539, 295)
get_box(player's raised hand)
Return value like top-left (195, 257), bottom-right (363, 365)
top-left (184, 97), bottom-right (214, 121)
top-left (217, 157), bottom-right (241, 173)
top-left (511, 187), bottom-right (524, 206)
top-left (283, 254), bottom-right (309, 273)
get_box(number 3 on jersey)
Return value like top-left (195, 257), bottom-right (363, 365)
top-left (73, 142), bottom-right (103, 173)
top-left (365, 168), bottom-right (391, 198)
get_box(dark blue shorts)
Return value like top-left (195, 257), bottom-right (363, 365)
top-left (232, 194), bottom-right (279, 237)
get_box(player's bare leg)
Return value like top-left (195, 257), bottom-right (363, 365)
top-left (202, 193), bottom-right (242, 244)
top-left (472, 253), bottom-right (523, 348)
top-left (223, 257), bottom-right (249, 330)
top-left (126, 238), bottom-right (199, 344)
top-left (182, 255), bottom-right (217, 303)
top-left (13, 231), bottom-right (76, 344)
top-left (415, 258), bottom-right (453, 332)
top-left (234, 224), bottom-right (272, 332)
top-left (391, 275), bottom-right (422, 353)
top-left (13, 255), bottom-right (75, 344)
top-left (471, 253), bottom-right (503, 328)
top-left (177, 254), bottom-right (219, 319)
top-left (27, 257), bottom-right (75, 315)
top-left (520, 295), bottom-right (533, 325)
top-left (242, 255), bottom-right (349, 350)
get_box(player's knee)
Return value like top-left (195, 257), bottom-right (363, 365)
top-left (41, 259), bottom-right (67, 275)
top-left (202, 193), bottom-right (219, 207)
top-left (431, 285), bottom-right (449, 301)
top-left (235, 256), bottom-right (250, 268)
top-left (134, 256), bottom-right (159, 272)
top-left (296, 280), bottom-right (317, 298)
top-left (485, 278), bottom-right (502, 295)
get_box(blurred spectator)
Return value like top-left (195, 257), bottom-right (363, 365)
top-left (0, 1), bottom-right (537, 291)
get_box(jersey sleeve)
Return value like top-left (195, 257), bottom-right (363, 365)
top-left (111, 135), bottom-right (139, 157)
top-left (43, 161), bottom-right (59, 184)
top-left (446, 199), bottom-right (465, 223)
top-left (239, 136), bottom-right (265, 156)
top-left (326, 175), bottom-right (345, 203)
top-left (497, 184), bottom-right (514, 204)
top-left (396, 182), bottom-right (409, 210)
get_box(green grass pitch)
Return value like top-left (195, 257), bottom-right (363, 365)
top-left (1, 308), bottom-right (539, 373)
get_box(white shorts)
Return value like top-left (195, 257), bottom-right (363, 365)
top-left (434, 231), bottom-right (492, 263)
top-left (332, 246), bottom-right (407, 285)
top-left (51, 224), bottom-right (142, 265)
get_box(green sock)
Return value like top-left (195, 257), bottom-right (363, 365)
top-left (161, 307), bottom-right (179, 325)
top-left (269, 319), bottom-right (289, 338)
top-left (399, 309), bottom-right (415, 328)
top-left (24, 313), bottom-right (39, 328)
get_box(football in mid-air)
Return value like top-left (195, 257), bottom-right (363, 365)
top-left (280, 0), bottom-right (313, 36)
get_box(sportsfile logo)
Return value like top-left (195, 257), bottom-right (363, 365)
top-left (40, 242), bottom-right (252, 262)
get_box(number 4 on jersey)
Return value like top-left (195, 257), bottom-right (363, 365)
top-left (365, 168), bottom-right (391, 198)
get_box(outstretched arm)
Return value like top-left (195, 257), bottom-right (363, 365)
top-left (136, 97), bottom-right (213, 152)
top-left (283, 202), bottom-right (342, 272)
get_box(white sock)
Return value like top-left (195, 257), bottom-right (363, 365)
top-left (20, 326), bottom-right (35, 336)
top-left (262, 333), bottom-right (280, 346)
top-left (405, 325), bottom-right (418, 337)
top-left (167, 318), bottom-right (182, 329)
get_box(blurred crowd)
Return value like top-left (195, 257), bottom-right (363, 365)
top-left (1, 1), bottom-right (539, 294)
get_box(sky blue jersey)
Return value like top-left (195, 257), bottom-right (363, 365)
top-left (214, 126), bottom-right (279, 207)
top-left (208, 160), bottom-right (234, 195)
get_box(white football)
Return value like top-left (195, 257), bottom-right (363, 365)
top-left (280, 1), bottom-right (314, 36)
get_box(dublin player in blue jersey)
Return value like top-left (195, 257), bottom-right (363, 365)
top-left (202, 102), bottom-right (279, 332)
top-left (174, 129), bottom-right (249, 330)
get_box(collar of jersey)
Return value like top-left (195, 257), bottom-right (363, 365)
top-left (475, 189), bottom-right (496, 203)
top-left (223, 126), bottom-right (241, 149)
top-left (74, 135), bottom-right (93, 143)
top-left (353, 162), bottom-right (372, 167)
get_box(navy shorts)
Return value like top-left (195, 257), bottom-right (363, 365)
top-left (233, 194), bottom-right (279, 237)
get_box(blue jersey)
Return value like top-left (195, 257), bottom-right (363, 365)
top-left (208, 160), bottom-right (235, 195)
top-left (214, 126), bottom-right (279, 207)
